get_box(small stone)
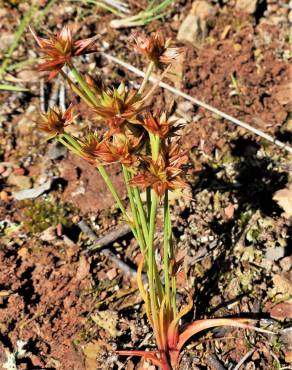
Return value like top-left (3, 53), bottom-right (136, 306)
top-left (224, 204), bottom-right (235, 219)
top-left (177, 1), bottom-right (215, 46)
top-left (40, 226), bottom-right (57, 242)
top-left (18, 247), bottom-right (29, 259)
top-left (269, 301), bottom-right (292, 321)
top-left (76, 256), bottom-right (90, 281)
top-left (280, 328), bottom-right (292, 363)
top-left (13, 167), bottom-right (25, 176)
top-left (7, 173), bottom-right (32, 190)
top-left (177, 101), bottom-right (194, 113)
top-left (1, 167), bottom-right (12, 178)
top-left (274, 82), bottom-right (292, 107)
top-left (280, 256), bottom-right (292, 272)
top-left (47, 142), bottom-right (67, 160)
top-left (177, 14), bottom-right (202, 45)
top-left (106, 268), bottom-right (117, 280)
top-left (265, 246), bottom-right (285, 261)
top-left (0, 191), bottom-right (9, 202)
top-left (235, 0), bottom-right (258, 14)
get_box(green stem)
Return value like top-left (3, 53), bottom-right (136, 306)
top-left (58, 137), bottom-right (81, 156)
top-left (163, 190), bottom-right (171, 310)
top-left (148, 190), bottom-right (159, 323)
top-left (138, 61), bottom-right (154, 95)
top-left (97, 165), bottom-right (133, 232)
top-left (132, 185), bottom-right (164, 300)
top-left (60, 70), bottom-right (95, 108)
top-left (67, 63), bottom-right (97, 106)
top-left (171, 275), bottom-right (176, 318)
top-left (62, 133), bottom-right (82, 151)
top-left (149, 133), bottom-right (160, 161)
top-left (146, 187), bottom-right (151, 221)
top-left (122, 166), bottom-right (146, 253)
top-left (132, 187), bottom-right (149, 242)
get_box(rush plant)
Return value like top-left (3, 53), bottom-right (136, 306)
top-left (31, 26), bottom-right (273, 369)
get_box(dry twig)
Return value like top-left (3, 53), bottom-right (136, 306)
top-left (78, 220), bottom-right (138, 279)
top-left (205, 354), bottom-right (226, 370)
top-left (233, 349), bottom-right (255, 370)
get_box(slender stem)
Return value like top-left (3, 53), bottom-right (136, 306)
top-left (122, 166), bottom-right (146, 253)
top-left (60, 70), bottom-right (95, 108)
top-left (146, 187), bottom-right (151, 221)
top-left (132, 187), bottom-right (149, 241)
top-left (145, 141), bottom-right (152, 221)
top-left (97, 165), bottom-right (134, 232)
top-left (58, 137), bottom-right (81, 156)
top-left (148, 190), bottom-right (159, 329)
top-left (149, 133), bottom-right (160, 161)
top-left (67, 62), bottom-right (97, 106)
top-left (171, 275), bottom-right (176, 318)
top-left (132, 186), bottom-right (164, 300)
top-left (138, 61), bottom-right (154, 95)
top-left (163, 190), bottom-right (171, 310)
top-left (62, 133), bottom-right (82, 151)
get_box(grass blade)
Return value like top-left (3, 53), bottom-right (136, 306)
top-left (0, 84), bottom-right (29, 92)
top-left (0, 3), bottom-right (38, 80)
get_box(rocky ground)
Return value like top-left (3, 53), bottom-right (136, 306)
top-left (0, 0), bottom-right (291, 369)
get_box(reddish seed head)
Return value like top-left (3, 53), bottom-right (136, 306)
top-left (130, 145), bottom-right (188, 197)
top-left (79, 132), bottom-right (102, 161)
top-left (142, 111), bottom-right (182, 139)
top-left (131, 31), bottom-right (182, 67)
top-left (93, 82), bottom-right (145, 130)
top-left (38, 104), bottom-right (75, 137)
top-left (30, 25), bottom-right (98, 80)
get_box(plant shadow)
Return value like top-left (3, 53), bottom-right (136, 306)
top-left (191, 137), bottom-right (289, 318)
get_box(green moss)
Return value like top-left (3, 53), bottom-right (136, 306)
top-left (21, 197), bottom-right (74, 234)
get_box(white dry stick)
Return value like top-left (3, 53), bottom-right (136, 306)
top-left (233, 349), bottom-right (255, 370)
top-left (59, 79), bottom-right (66, 112)
top-left (48, 77), bottom-right (60, 107)
top-left (40, 78), bottom-right (45, 112)
top-left (103, 0), bottom-right (130, 13)
top-left (101, 52), bottom-right (292, 154)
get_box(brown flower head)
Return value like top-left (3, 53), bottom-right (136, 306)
top-left (131, 31), bottom-right (182, 67)
top-left (38, 104), bottom-right (75, 137)
top-left (30, 26), bottom-right (97, 80)
top-left (97, 135), bottom-right (141, 167)
top-left (79, 132), bottom-right (102, 161)
top-left (79, 132), bottom-right (140, 167)
top-left (93, 82), bottom-right (145, 131)
top-left (130, 144), bottom-right (188, 197)
top-left (143, 111), bottom-right (181, 139)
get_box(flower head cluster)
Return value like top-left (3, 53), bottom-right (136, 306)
top-left (34, 28), bottom-right (188, 198)
top-left (130, 144), bottom-right (188, 197)
top-left (30, 26), bottom-right (97, 80)
top-left (131, 31), bottom-right (182, 67)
